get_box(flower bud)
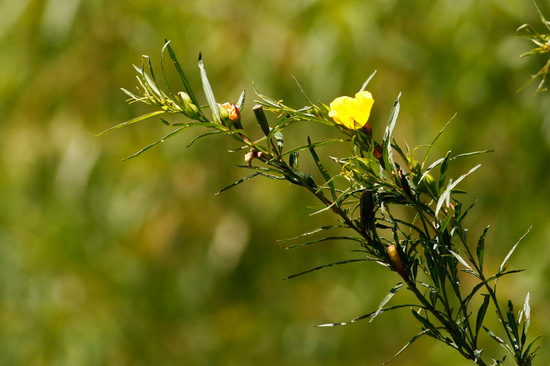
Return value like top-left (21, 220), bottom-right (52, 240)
top-left (373, 145), bottom-right (383, 159)
top-left (362, 123), bottom-right (373, 137)
top-left (220, 102), bottom-right (243, 129)
top-left (387, 244), bottom-right (407, 280)
top-left (176, 91), bottom-right (201, 119)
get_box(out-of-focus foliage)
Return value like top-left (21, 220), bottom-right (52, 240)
top-left (517, 1), bottom-right (550, 93)
top-left (0, 0), bottom-right (549, 365)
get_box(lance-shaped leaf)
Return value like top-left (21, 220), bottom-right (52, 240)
top-left (216, 173), bottom-right (259, 195)
top-left (439, 150), bottom-right (451, 190)
top-left (483, 326), bottom-right (514, 355)
top-left (315, 304), bottom-right (416, 327)
top-left (96, 110), bottom-right (166, 136)
top-left (475, 294), bottom-right (491, 340)
top-left (276, 225), bottom-right (346, 243)
top-left (422, 114), bottom-right (456, 166)
top-left (280, 235), bottom-right (365, 250)
top-left (382, 93), bottom-right (401, 175)
top-left (123, 125), bottom-right (189, 160)
top-left (369, 282), bottom-right (405, 323)
top-left (253, 104), bottom-right (271, 137)
top-left (498, 227), bottom-right (531, 274)
top-left (360, 70), bottom-right (377, 92)
top-left (435, 164), bottom-right (481, 218)
top-left (477, 226), bottom-right (490, 271)
top-left (521, 292), bottom-right (531, 344)
top-left (163, 40), bottom-right (205, 118)
top-left (198, 53), bottom-right (221, 124)
top-left (308, 136), bottom-right (336, 200)
top-left (283, 259), bottom-right (366, 280)
top-left (449, 249), bottom-right (474, 272)
top-left (383, 328), bottom-right (440, 364)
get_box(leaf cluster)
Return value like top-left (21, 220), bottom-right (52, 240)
top-left (106, 41), bottom-right (540, 366)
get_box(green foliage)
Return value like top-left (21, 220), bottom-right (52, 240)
top-left (102, 42), bottom-right (541, 365)
top-left (2, 1), bottom-right (550, 365)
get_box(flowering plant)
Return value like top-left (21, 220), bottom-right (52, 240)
top-left (101, 41), bottom-right (540, 365)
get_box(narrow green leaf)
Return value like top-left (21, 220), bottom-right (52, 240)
top-left (475, 294), bottom-right (491, 339)
top-left (477, 226), bottom-right (490, 270)
top-left (315, 304), bottom-right (416, 327)
top-left (483, 326), bottom-right (514, 354)
top-left (449, 249), bottom-right (472, 270)
top-left (382, 93), bottom-right (401, 175)
top-left (506, 300), bottom-right (520, 350)
top-left (369, 282), bottom-right (405, 323)
top-left (383, 328), bottom-right (437, 364)
top-left (498, 227), bottom-right (531, 274)
top-left (360, 70), bottom-right (377, 92)
top-left (123, 125), bottom-right (188, 160)
top-left (143, 68), bottom-right (162, 99)
top-left (198, 53), bottom-right (221, 124)
top-left (274, 130), bottom-right (284, 153)
top-left (285, 169), bottom-right (316, 188)
top-left (215, 172), bottom-right (263, 195)
top-left (308, 136), bottom-right (337, 200)
top-left (284, 259), bottom-right (366, 280)
top-left (276, 225), bottom-right (346, 243)
top-left (282, 138), bottom-right (346, 157)
top-left (435, 164), bottom-right (481, 217)
top-left (120, 87), bottom-right (141, 101)
top-left (96, 110), bottom-right (166, 136)
top-left (411, 309), bottom-right (437, 331)
top-left (186, 130), bottom-right (224, 148)
top-left (289, 151), bottom-right (299, 168)
top-left (522, 292), bottom-right (531, 342)
top-left (439, 150), bottom-right (451, 190)
top-left (451, 150), bottom-right (494, 160)
top-left (423, 114), bottom-right (456, 166)
top-left (281, 236), bottom-right (365, 250)
top-left (163, 40), bottom-right (203, 116)
top-left (236, 89), bottom-right (246, 111)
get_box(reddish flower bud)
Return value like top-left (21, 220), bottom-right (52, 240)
top-left (373, 146), bottom-right (383, 159)
top-left (219, 102), bottom-right (243, 129)
top-left (221, 102), bottom-right (240, 122)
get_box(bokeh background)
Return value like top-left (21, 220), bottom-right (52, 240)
top-left (1, 0), bottom-right (549, 365)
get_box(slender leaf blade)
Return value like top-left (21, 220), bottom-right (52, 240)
top-left (499, 227), bottom-right (531, 273)
top-left (198, 53), bottom-right (221, 124)
top-left (475, 294), bottom-right (491, 338)
top-left (284, 259), bottom-right (366, 280)
top-left (370, 282), bottom-right (405, 323)
top-left (96, 110), bottom-right (166, 136)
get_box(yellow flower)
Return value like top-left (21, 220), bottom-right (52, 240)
top-left (328, 91), bottom-right (374, 129)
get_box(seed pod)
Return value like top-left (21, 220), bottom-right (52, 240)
top-left (253, 105), bottom-right (271, 137)
top-left (360, 190), bottom-right (375, 234)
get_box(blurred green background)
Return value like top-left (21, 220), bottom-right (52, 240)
top-left (1, 0), bottom-right (549, 365)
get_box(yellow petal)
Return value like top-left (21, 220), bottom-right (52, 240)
top-left (354, 91), bottom-right (374, 126)
top-left (328, 92), bottom-right (374, 129)
top-left (329, 96), bottom-right (360, 129)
